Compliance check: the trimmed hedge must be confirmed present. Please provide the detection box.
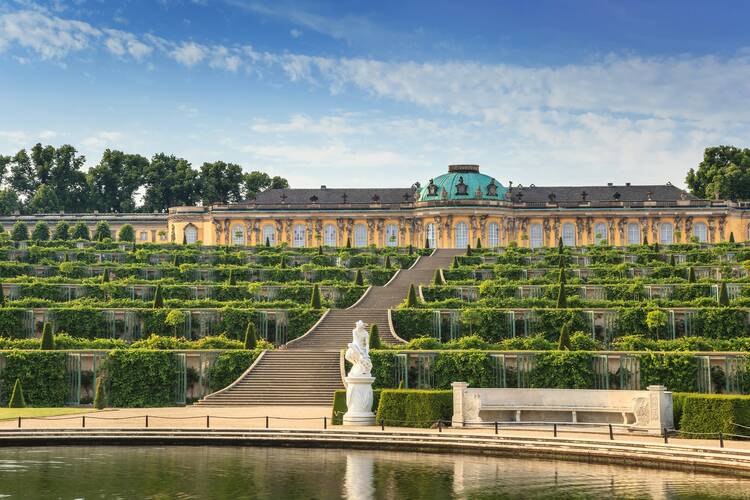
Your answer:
[375,389,452,428]
[331,389,382,425]
[0,351,67,406]
[102,350,179,407]
[207,350,261,392]
[678,393,750,436]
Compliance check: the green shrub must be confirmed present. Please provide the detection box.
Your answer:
[94,377,106,409]
[71,222,89,240]
[369,324,382,349]
[558,320,571,350]
[208,350,261,392]
[244,322,257,349]
[530,352,595,389]
[310,284,321,309]
[11,222,28,241]
[53,221,70,241]
[102,350,179,407]
[8,379,25,408]
[375,389,452,427]
[153,284,164,308]
[118,224,135,242]
[40,322,55,350]
[31,222,50,242]
[0,351,67,406]
[406,284,418,307]
[679,394,750,437]
[93,221,112,242]
[354,269,364,286]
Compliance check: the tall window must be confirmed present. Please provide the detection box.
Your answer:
[139,231,148,242]
[231,225,245,245]
[594,223,608,244]
[385,224,399,247]
[627,223,640,245]
[693,222,708,243]
[184,224,197,244]
[454,222,469,248]
[293,224,306,247]
[660,222,674,244]
[354,224,367,247]
[488,222,500,247]
[562,223,576,246]
[529,223,543,249]
[426,223,436,248]
[262,224,275,246]
[323,224,337,246]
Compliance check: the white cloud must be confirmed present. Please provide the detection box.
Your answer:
[0,9,100,59]
[82,131,123,151]
[290,29,302,38]
[170,41,206,66]
[103,29,152,60]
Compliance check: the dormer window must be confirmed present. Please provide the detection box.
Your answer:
[581,191,588,201]
[548,193,556,203]
[426,179,438,196]
[455,176,468,195]
[613,192,621,200]
[371,194,380,203]
[309,195,319,203]
[486,179,498,197]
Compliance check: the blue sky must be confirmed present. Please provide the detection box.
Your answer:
[0,0,749,189]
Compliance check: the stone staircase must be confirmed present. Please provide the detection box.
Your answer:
[198,249,463,406]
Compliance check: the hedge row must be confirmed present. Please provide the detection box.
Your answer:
[391,307,750,342]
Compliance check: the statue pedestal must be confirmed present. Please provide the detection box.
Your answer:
[343,376,376,426]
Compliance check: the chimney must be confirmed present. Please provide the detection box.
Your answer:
[607,182,613,187]
[320,185,327,190]
[625,182,631,186]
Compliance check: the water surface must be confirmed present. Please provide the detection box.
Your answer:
[0,445,747,499]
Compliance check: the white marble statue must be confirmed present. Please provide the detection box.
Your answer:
[345,320,373,377]
[343,320,376,426]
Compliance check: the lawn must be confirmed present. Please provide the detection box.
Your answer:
[0,408,95,420]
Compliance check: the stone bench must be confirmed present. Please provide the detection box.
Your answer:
[451,383,674,434]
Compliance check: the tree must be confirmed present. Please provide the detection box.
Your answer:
[0,189,20,216]
[269,176,289,190]
[643,234,648,245]
[556,266,567,308]
[369,324,382,349]
[31,221,50,241]
[354,269,364,286]
[688,267,696,283]
[165,309,185,337]
[558,321,572,350]
[466,243,472,256]
[228,269,237,286]
[11,221,28,241]
[93,221,111,241]
[0,288,5,307]
[408,244,414,255]
[345,236,351,249]
[199,161,243,205]
[406,283,418,307]
[48,144,89,212]
[425,237,430,249]
[719,282,730,306]
[244,322,257,349]
[669,254,676,266]
[102,268,110,283]
[646,310,668,339]
[142,153,199,212]
[433,269,444,285]
[117,224,135,242]
[310,284,321,308]
[686,145,750,200]
[384,255,392,269]
[265,237,271,247]
[730,232,736,243]
[40,322,55,350]
[242,171,272,199]
[452,256,460,269]
[558,236,564,254]
[71,222,90,240]
[8,379,25,408]
[476,238,482,249]
[153,284,164,308]
[87,149,147,212]
[27,184,60,213]
[53,221,70,241]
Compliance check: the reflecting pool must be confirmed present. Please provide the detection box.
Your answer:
[0,445,748,499]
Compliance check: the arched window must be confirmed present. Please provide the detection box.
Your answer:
[693,222,708,243]
[488,222,500,247]
[262,224,276,246]
[529,223,543,249]
[660,222,673,244]
[184,224,197,244]
[562,223,576,246]
[454,222,469,248]
[594,223,608,244]
[426,223,436,248]
[293,224,306,247]
[354,224,367,247]
[323,224,336,246]
[627,223,640,245]
[231,225,245,245]
[385,224,399,247]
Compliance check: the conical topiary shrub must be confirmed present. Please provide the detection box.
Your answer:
[40,322,54,350]
[384,255,392,269]
[408,244,414,255]
[719,282,730,306]
[729,232,736,243]
[406,284,418,307]
[102,268,110,283]
[354,269,364,286]
[265,236,271,247]
[9,379,25,408]
[244,322,257,350]
[279,255,287,269]
[0,288,5,308]
[476,238,482,249]
[153,284,164,308]
[466,244,472,256]
[310,284,321,309]
[556,267,567,309]
[424,237,430,249]
[643,235,648,246]
[654,242,660,252]
[558,236,564,254]
[228,269,237,286]
[182,232,187,245]
[318,245,323,255]
[345,236,351,249]
[688,267,696,283]
[558,321,572,350]
[452,256,460,269]
[669,254,676,266]
[433,269,444,285]
[369,324,382,349]
[94,377,106,409]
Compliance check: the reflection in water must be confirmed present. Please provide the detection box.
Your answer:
[0,446,747,499]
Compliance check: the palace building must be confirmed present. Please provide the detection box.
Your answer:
[4,164,750,248]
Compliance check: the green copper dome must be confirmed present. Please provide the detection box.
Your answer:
[418,165,506,202]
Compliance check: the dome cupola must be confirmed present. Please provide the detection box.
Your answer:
[418,165,506,202]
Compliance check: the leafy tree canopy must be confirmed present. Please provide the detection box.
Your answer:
[687,145,750,201]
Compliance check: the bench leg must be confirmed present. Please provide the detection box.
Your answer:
[515,410,521,423]
[572,410,577,423]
